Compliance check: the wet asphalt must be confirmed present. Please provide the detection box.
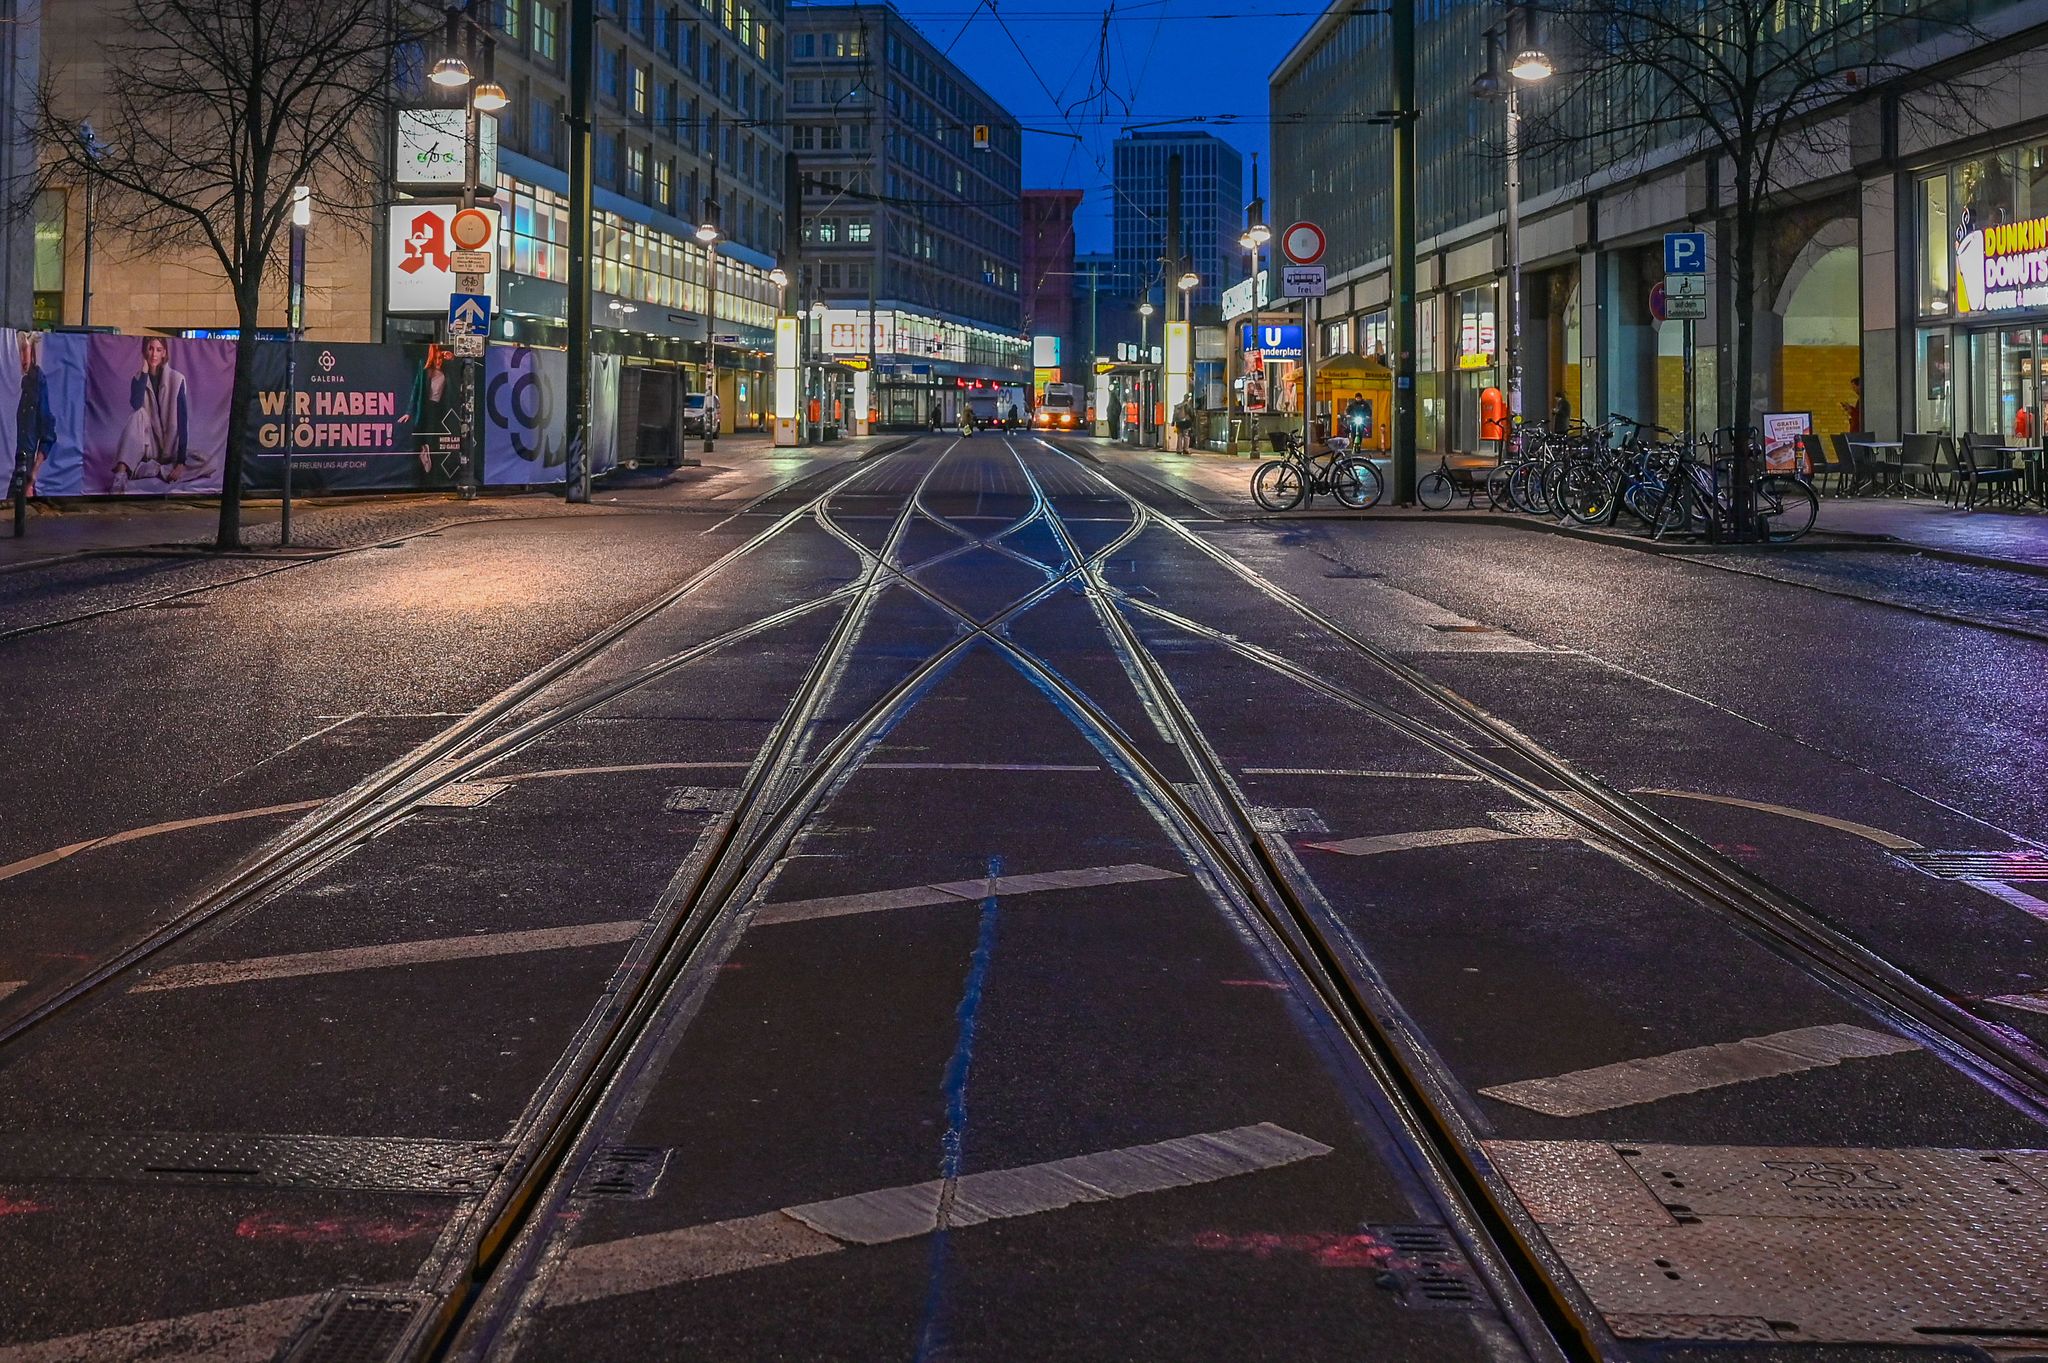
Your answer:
[0,437,2045,1362]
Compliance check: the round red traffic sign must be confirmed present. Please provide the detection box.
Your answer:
[449,207,494,252]
[1281,221,1325,266]
[1648,281,1669,323]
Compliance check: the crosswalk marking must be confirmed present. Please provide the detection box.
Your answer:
[752,862,1183,927]
[1479,1024,1920,1118]
[545,1122,1331,1308]
[133,921,644,993]
[0,982,21,1004]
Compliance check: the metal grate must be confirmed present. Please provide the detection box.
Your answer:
[1368,1224,1483,1310]
[1249,807,1330,835]
[663,786,739,814]
[0,1130,507,1194]
[279,1290,431,1363]
[414,781,508,809]
[573,1146,672,1201]
[1896,849,2048,882]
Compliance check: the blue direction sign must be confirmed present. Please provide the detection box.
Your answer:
[448,292,493,335]
[1664,232,1708,275]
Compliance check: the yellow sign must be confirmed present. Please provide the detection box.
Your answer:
[972,125,991,150]
[840,356,871,371]
[1094,359,1116,375]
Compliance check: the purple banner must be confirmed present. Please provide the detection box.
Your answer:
[81,335,235,494]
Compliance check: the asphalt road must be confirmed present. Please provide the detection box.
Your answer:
[1,437,2045,1363]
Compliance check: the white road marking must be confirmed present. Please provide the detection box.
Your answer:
[545,1122,1331,1308]
[1964,878,2048,924]
[0,981,21,1003]
[1242,767,1485,782]
[1305,826,1532,857]
[1631,788,1924,851]
[0,800,326,885]
[864,761,1101,772]
[1985,990,2048,1017]
[1479,1024,1920,1117]
[752,862,1184,927]
[133,921,643,993]
[0,1292,323,1363]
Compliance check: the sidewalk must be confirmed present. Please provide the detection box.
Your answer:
[0,432,881,570]
[1075,438,2048,575]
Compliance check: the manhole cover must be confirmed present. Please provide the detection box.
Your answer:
[280,1290,432,1363]
[573,1146,672,1200]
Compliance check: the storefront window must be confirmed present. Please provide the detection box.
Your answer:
[1916,329,1952,433]
[1956,151,2018,237]
[1359,310,1388,360]
[1919,174,1950,317]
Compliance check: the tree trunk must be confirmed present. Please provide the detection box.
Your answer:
[216,280,265,550]
[1729,169,1760,540]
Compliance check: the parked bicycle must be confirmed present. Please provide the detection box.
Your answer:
[1250,430,1385,511]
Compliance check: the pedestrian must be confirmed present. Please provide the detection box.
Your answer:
[930,402,943,431]
[1008,403,1021,430]
[1842,376,1862,432]
[1344,391,1370,445]
[1550,390,1571,432]
[1172,394,1194,452]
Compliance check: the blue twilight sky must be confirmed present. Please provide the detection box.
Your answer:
[876,2,1316,253]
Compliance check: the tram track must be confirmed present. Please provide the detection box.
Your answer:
[1034,437,2048,1118]
[260,440,1160,1362]
[0,443,925,1053]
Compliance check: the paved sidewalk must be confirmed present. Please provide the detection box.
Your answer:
[1075,438,2048,573]
[0,433,883,569]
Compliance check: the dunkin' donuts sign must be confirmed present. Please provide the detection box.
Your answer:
[1957,214,2048,315]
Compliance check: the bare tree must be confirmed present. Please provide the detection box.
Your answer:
[1524,0,1984,532]
[32,0,415,549]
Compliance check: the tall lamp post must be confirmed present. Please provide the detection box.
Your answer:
[1138,300,1155,446]
[1234,176,1270,458]
[282,185,310,547]
[77,121,108,328]
[697,174,722,455]
[1473,5,1552,447]
[428,13,506,501]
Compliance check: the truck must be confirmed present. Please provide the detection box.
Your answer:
[1034,382,1088,431]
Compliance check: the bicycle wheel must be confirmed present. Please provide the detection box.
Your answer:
[1332,457,1384,509]
[1559,463,1616,525]
[1507,462,1541,514]
[1251,458,1305,511]
[1416,470,1454,510]
[1486,462,1517,510]
[1756,476,1819,541]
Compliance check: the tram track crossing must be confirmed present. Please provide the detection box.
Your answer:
[3,435,2045,1361]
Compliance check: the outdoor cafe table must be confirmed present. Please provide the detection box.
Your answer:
[1847,439,1904,494]
[1987,446,2044,505]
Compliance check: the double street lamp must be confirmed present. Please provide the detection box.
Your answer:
[428,8,505,500]
[1138,300,1156,446]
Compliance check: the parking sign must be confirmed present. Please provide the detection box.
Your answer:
[1665,231,1708,275]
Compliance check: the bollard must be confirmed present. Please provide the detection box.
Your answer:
[9,463,25,538]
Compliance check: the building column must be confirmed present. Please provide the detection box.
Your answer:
[1862,174,1901,440]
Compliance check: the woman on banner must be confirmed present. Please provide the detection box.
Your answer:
[408,344,454,487]
[111,337,192,492]
[12,332,55,497]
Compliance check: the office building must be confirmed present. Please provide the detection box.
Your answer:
[1111,132,1243,314]
[788,0,1027,425]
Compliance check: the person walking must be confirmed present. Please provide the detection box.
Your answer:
[1172,395,1194,453]
[1550,390,1572,432]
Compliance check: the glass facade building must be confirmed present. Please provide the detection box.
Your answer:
[1112,133,1244,314]
[1269,0,2047,453]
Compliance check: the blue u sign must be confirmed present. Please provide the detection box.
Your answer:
[1665,232,1708,275]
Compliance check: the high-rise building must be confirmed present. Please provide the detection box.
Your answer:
[1022,189,1082,375]
[1111,132,1243,314]
[788,0,1027,424]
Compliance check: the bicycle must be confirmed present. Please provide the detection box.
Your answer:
[1416,452,1487,509]
[1251,431,1385,511]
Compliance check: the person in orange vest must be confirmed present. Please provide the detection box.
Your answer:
[1479,386,1509,448]
[2016,405,2037,442]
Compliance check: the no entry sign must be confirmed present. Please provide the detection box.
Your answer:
[1281,221,1326,266]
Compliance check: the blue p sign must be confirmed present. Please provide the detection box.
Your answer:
[1665,232,1708,275]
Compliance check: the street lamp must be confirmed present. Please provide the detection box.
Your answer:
[1138,301,1156,447]
[769,266,789,289]
[429,55,472,86]
[282,184,311,546]
[472,80,510,111]
[1178,270,1200,294]
[77,120,108,328]
[699,176,721,454]
[1474,4,1551,451]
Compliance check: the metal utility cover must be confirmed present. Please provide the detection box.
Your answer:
[1487,1139,2048,1346]
[0,1130,508,1193]
[415,780,509,808]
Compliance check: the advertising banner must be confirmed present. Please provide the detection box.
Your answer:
[483,345,566,485]
[245,342,463,492]
[1761,411,1813,475]
[1956,215,2048,315]
[80,334,236,494]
